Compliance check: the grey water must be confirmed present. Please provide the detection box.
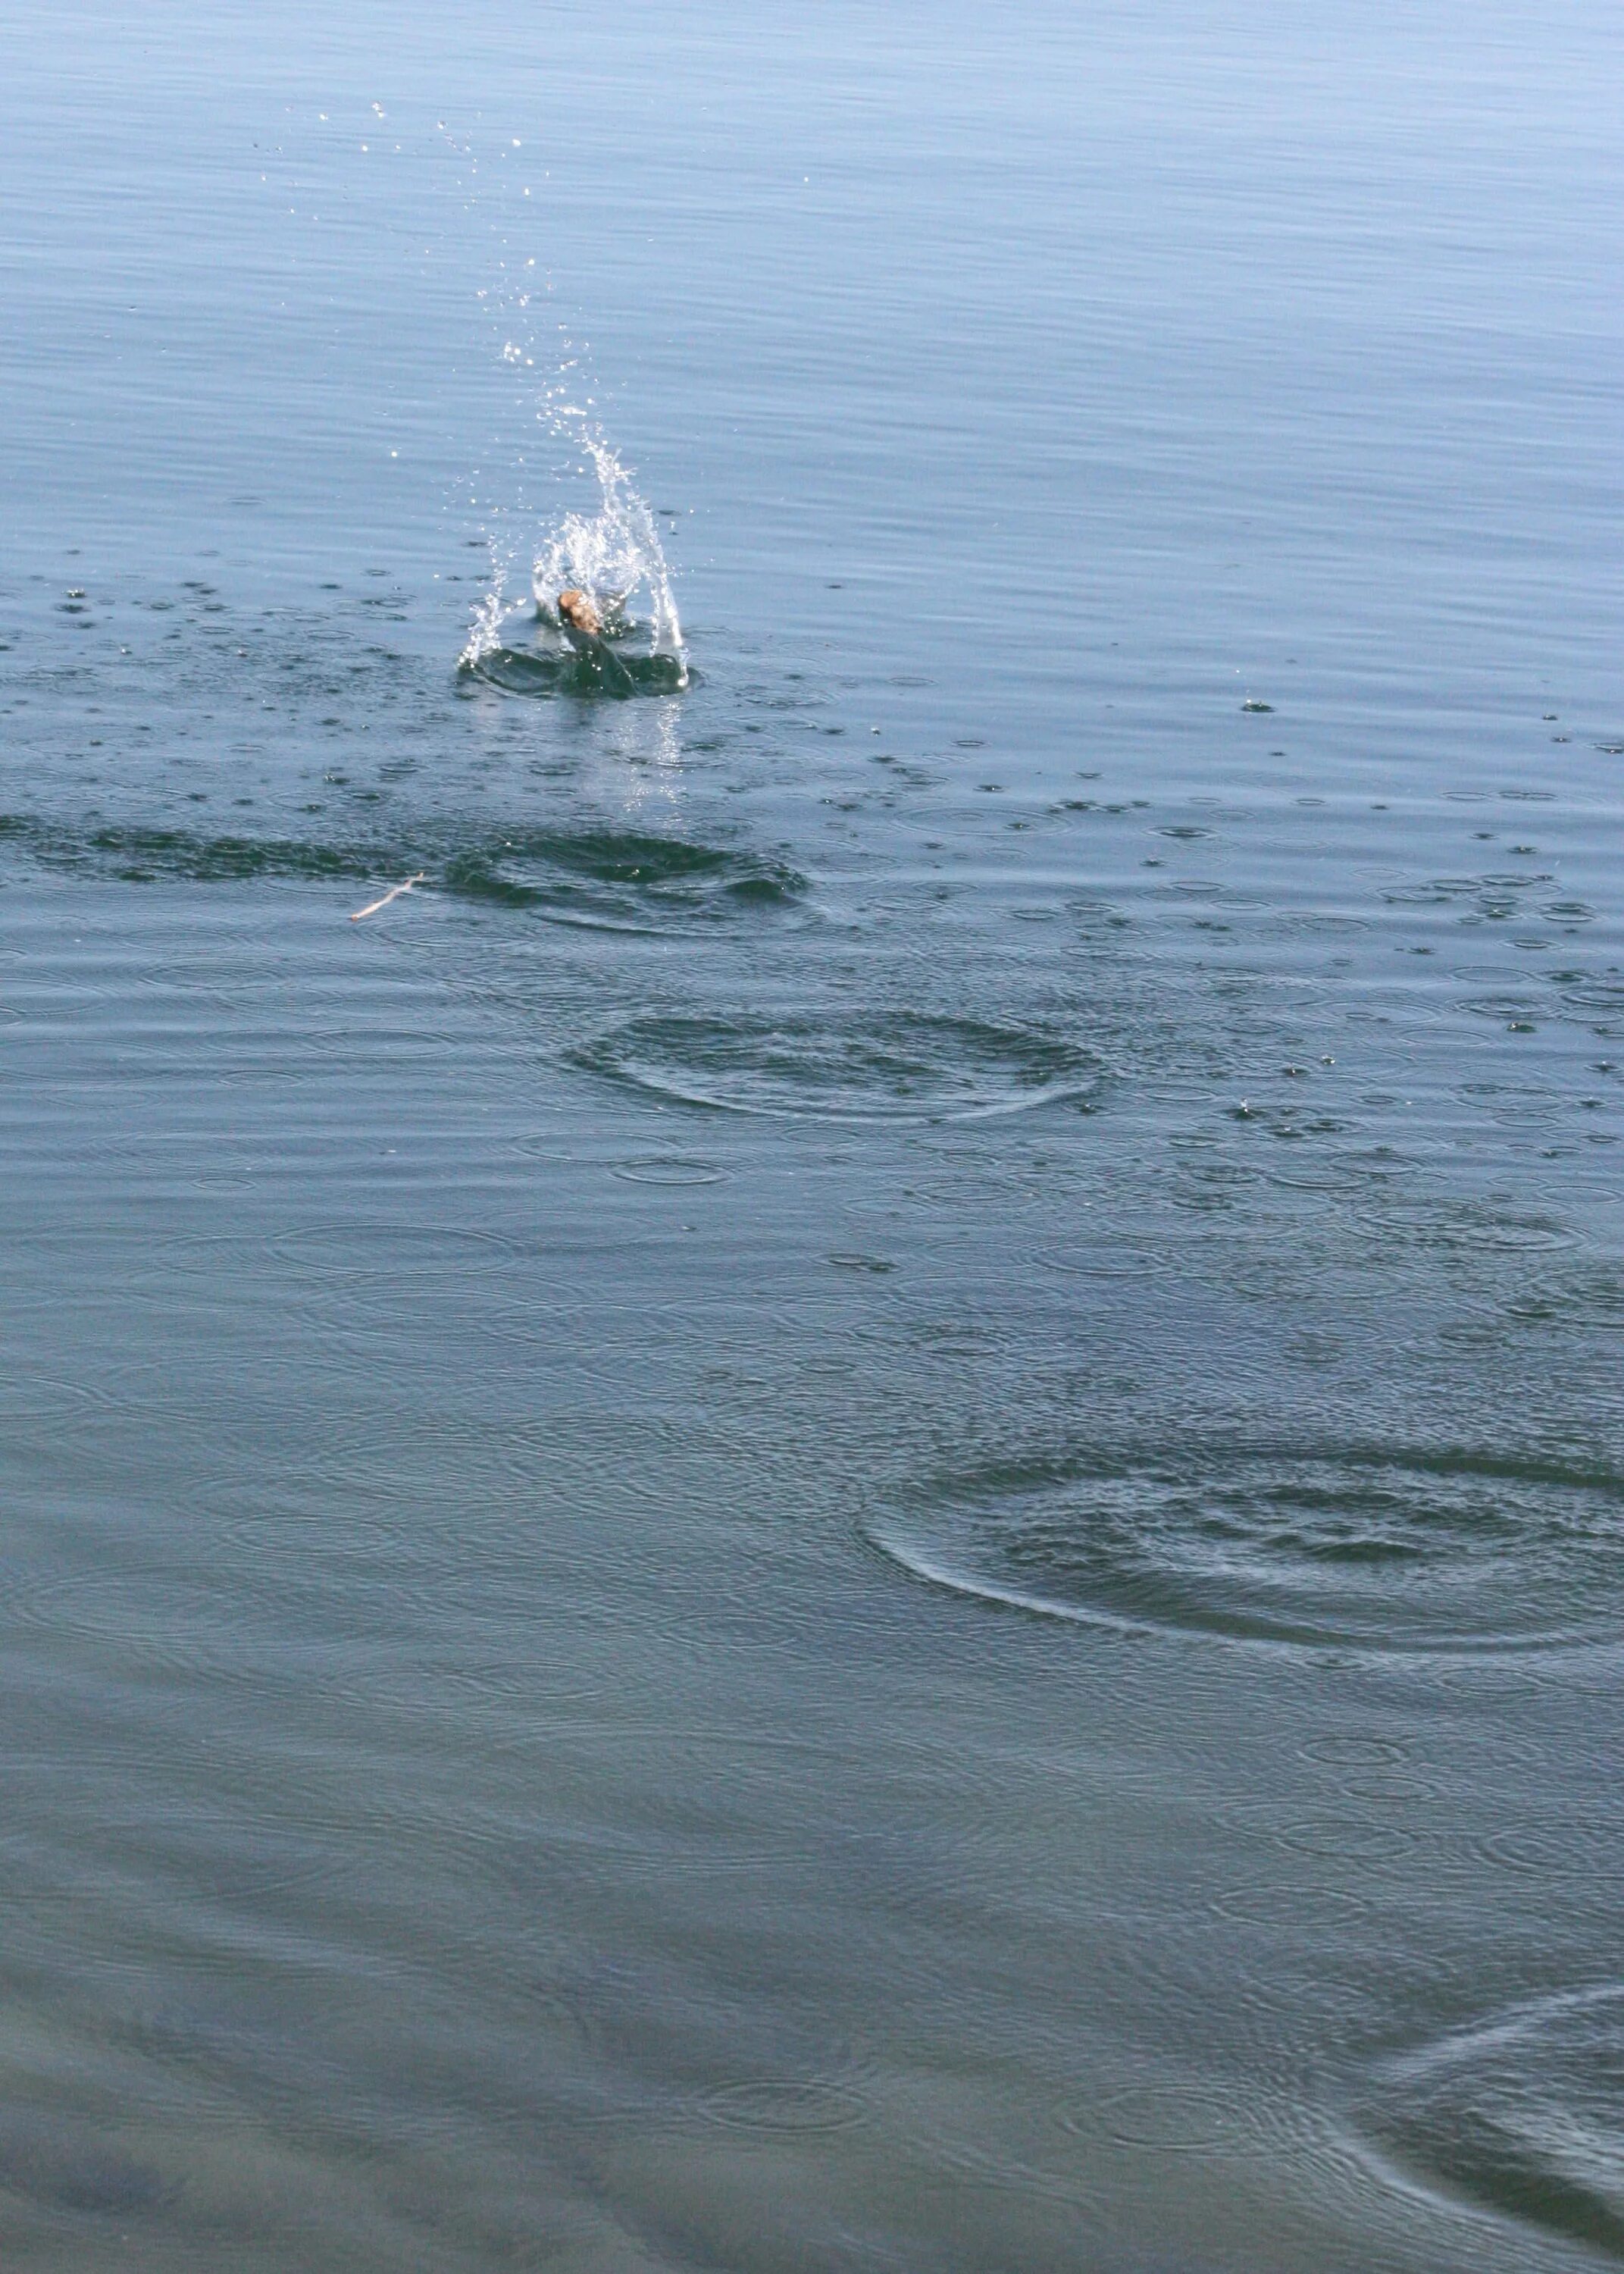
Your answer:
[2,2,1622,2266]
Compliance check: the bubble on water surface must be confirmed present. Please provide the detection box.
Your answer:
[576,1013,1107,1123]
[868,1446,1624,1655]
[1363,1986,1624,2254]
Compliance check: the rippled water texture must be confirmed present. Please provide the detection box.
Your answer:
[873,1446,1624,1653]
[1,0,1621,2269]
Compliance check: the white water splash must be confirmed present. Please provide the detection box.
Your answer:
[458,397,685,681]
[458,558,515,669]
[458,426,684,681]
[443,163,688,680]
[530,429,685,667]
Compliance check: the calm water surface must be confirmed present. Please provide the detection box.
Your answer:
[2,2,1622,2266]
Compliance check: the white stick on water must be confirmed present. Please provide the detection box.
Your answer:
[351,872,427,922]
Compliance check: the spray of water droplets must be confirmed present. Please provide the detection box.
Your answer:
[457,256,685,680]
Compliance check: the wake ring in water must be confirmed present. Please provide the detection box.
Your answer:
[1360,1986,1624,2254]
[442,831,804,932]
[868,1445,1624,1655]
[573,1012,1108,1123]
[459,644,689,700]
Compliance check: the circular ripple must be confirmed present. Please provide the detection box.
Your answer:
[696,2079,870,2135]
[1210,1884,1372,1928]
[609,1157,731,1186]
[1037,1242,1173,1279]
[1275,1816,1417,1864]
[269,1221,521,1276]
[1366,1987,1624,2254]
[1476,1819,1617,1879]
[1063,2084,1248,2152]
[868,1446,1624,1655]
[903,1170,1047,1211]
[1341,1773,1439,1804]
[1300,1735,1410,1768]
[575,1013,1106,1123]
[1361,1200,1575,1253]
[1507,1264,1624,1332]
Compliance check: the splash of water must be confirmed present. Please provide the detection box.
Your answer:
[459,560,515,669]
[532,433,684,661]
[439,132,684,683]
[460,423,685,686]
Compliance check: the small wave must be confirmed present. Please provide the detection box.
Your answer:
[1,816,383,883]
[0,815,798,931]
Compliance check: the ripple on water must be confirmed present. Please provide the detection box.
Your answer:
[1209,1884,1372,1928]
[868,1445,1624,1655]
[1299,1734,1411,1768]
[696,2079,871,2135]
[575,1013,1106,1123]
[9,1566,272,1683]
[1475,1818,1619,1881]
[266,1220,523,1280]
[1506,1263,1624,1332]
[1036,1239,1174,1279]
[1060,2083,1255,2153]
[462,644,689,700]
[0,1371,107,1421]
[1360,1198,1575,1254]
[1366,1987,1624,2254]
[442,829,802,933]
[609,1157,731,1186]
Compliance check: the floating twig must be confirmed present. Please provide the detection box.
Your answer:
[351,872,427,922]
